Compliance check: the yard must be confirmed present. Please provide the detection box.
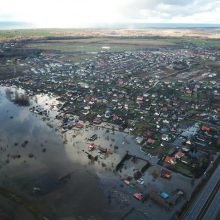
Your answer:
[172,161,194,177]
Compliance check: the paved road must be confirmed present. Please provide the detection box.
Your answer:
[203,187,220,220]
[183,165,220,220]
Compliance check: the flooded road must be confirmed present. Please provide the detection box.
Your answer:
[0,87,118,220]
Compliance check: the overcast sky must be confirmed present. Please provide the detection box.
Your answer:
[0,0,220,27]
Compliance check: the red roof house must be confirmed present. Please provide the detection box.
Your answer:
[164,156,176,165]
[175,151,185,159]
[161,168,172,179]
[201,125,210,132]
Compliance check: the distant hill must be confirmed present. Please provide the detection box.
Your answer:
[126,23,220,29]
[1,21,220,30]
[0,22,220,42]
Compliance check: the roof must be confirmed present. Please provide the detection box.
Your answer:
[137,96,144,101]
[164,156,176,165]
[175,151,185,159]
[75,122,84,128]
[134,193,143,200]
[160,192,169,199]
[112,114,120,121]
[147,138,155,145]
[201,125,210,132]
[161,168,171,178]
[93,117,101,124]
[136,137,144,144]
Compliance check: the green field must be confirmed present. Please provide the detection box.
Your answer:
[0,29,89,41]
[25,37,220,53]
[167,37,220,47]
[26,42,139,52]
[158,160,194,177]
[1,29,220,53]
[26,37,176,53]
[172,161,193,177]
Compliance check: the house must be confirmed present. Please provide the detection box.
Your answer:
[88,144,95,151]
[170,127,176,133]
[136,96,144,102]
[161,168,172,179]
[82,109,89,115]
[75,122,84,129]
[105,110,111,119]
[124,104,128,110]
[144,130,152,138]
[133,192,143,201]
[182,146,190,152]
[160,192,169,199]
[201,125,210,132]
[175,151,185,159]
[186,140,191,145]
[84,106,90,110]
[164,156,176,165]
[181,156,190,164]
[162,134,169,141]
[112,114,120,121]
[136,137,144,144]
[93,117,102,124]
[143,93,149,97]
[147,138,155,145]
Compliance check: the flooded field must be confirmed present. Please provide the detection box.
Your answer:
[0,87,118,220]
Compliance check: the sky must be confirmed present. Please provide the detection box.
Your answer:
[0,0,220,28]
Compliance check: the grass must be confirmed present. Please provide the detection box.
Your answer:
[27,42,141,52]
[0,29,59,41]
[1,28,220,48]
[25,37,177,53]
[1,28,220,52]
[141,146,157,154]
[142,145,172,157]
[173,162,193,177]
[180,94,198,102]
[158,160,194,177]
[170,38,220,47]
[0,28,91,41]
[188,38,220,47]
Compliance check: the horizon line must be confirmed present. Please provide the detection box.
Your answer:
[1,21,220,30]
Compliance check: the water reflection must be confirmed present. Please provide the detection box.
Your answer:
[5,87,30,106]
[0,87,116,220]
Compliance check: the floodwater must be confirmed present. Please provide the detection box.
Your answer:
[0,87,118,220]
[0,86,194,220]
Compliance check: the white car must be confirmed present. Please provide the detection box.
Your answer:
[137,178,144,185]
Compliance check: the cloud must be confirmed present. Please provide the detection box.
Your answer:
[0,0,220,27]
[119,0,220,23]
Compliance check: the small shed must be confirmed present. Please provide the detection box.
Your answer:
[160,192,169,199]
